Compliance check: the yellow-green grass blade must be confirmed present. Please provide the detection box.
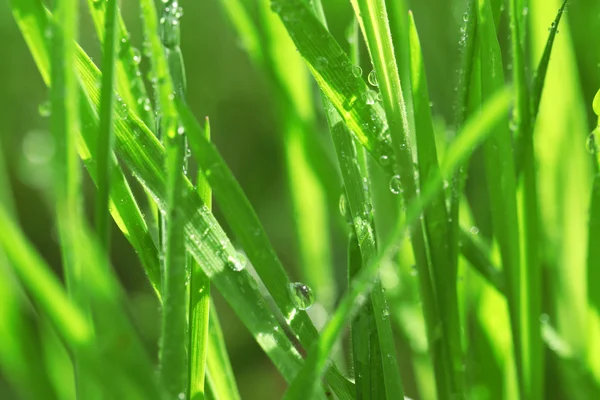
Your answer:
[587,93,600,384]
[283,88,512,400]
[189,117,212,400]
[10,0,161,296]
[94,0,119,250]
[139,0,188,396]
[530,0,592,391]
[206,302,242,400]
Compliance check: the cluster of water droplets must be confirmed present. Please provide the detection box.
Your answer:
[160,0,184,49]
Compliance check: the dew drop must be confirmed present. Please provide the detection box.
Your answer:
[132,47,142,65]
[290,282,314,310]
[539,314,550,324]
[368,70,378,86]
[469,226,480,235]
[379,154,389,166]
[316,56,329,70]
[389,175,402,195]
[462,13,469,22]
[38,100,51,117]
[586,133,597,154]
[227,252,247,272]
[351,65,362,78]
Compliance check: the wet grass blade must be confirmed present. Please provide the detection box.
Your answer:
[283,88,511,400]
[189,118,211,400]
[94,0,119,250]
[139,0,187,396]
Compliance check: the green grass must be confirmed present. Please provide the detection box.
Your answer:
[2,0,600,399]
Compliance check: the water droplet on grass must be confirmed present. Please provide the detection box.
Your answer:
[586,132,597,154]
[227,252,247,272]
[290,282,314,310]
[389,175,402,195]
[38,101,51,117]
[132,47,142,65]
[316,56,328,70]
[368,70,378,86]
[469,226,480,235]
[351,65,362,78]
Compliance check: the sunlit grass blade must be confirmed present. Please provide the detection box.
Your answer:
[477,0,524,396]
[459,229,505,295]
[283,88,511,400]
[94,0,119,250]
[205,302,241,400]
[139,0,187,396]
[189,117,211,400]
[408,11,465,397]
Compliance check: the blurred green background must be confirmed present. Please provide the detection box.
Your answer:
[1,0,599,398]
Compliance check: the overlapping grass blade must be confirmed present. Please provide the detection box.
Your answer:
[139,0,187,396]
[94,0,119,250]
[177,103,351,399]
[408,12,465,397]
[283,88,511,400]
[11,0,161,295]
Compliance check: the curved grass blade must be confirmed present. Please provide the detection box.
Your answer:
[95,0,119,250]
[408,12,464,396]
[283,88,512,400]
[459,229,506,295]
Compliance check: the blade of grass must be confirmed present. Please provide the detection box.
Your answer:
[139,0,187,396]
[95,0,119,250]
[587,93,600,383]
[205,302,241,400]
[189,117,212,400]
[283,88,512,400]
[408,11,465,397]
